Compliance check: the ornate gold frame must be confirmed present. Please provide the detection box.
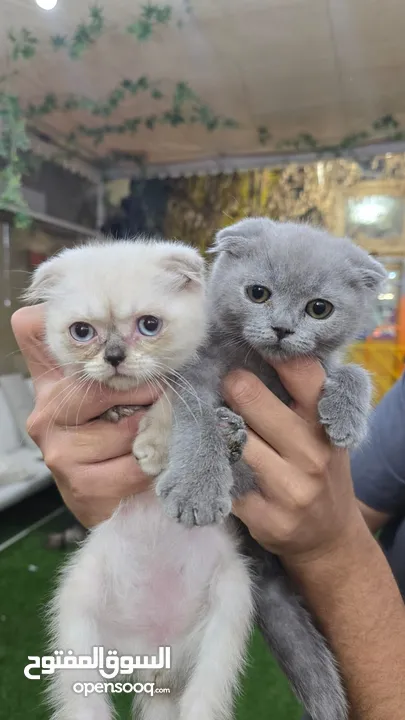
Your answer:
[334,179,405,255]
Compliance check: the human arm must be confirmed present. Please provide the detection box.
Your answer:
[357,500,390,534]
[11,305,158,527]
[352,373,405,534]
[224,361,405,720]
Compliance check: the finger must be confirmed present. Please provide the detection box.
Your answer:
[63,413,145,464]
[75,455,151,499]
[99,456,151,496]
[31,373,160,427]
[11,306,62,389]
[223,370,319,461]
[270,357,326,423]
[232,491,272,538]
[56,455,151,527]
[241,430,303,504]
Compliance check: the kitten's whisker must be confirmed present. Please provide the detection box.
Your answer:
[152,371,205,454]
[243,344,254,366]
[1,342,71,365]
[158,375,201,433]
[74,376,96,430]
[27,363,86,386]
[42,379,86,445]
[58,375,93,430]
[42,373,91,441]
[25,370,86,436]
[152,362,204,411]
[148,375,175,428]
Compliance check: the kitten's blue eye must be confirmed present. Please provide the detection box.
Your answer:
[246,285,271,303]
[69,322,96,342]
[305,299,334,319]
[137,315,162,336]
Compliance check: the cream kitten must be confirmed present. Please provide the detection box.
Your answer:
[25,239,253,720]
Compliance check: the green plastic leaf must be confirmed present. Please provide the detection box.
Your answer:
[151,88,163,100]
[145,115,157,129]
[8,28,38,61]
[372,114,400,132]
[127,19,153,41]
[258,126,271,145]
[51,34,67,50]
[223,118,239,129]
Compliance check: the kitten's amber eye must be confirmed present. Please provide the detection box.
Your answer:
[69,322,96,342]
[246,285,271,304]
[305,299,334,319]
[137,315,162,336]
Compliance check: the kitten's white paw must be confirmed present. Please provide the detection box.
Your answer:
[132,420,168,477]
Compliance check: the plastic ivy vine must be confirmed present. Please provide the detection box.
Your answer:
[257,115,405,152]
[2,2,405,228]
[0,90,31,227]
[0,3,239,223]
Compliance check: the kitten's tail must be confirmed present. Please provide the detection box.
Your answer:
[241,531,348,720]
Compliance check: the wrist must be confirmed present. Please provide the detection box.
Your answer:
[282,507,370,580]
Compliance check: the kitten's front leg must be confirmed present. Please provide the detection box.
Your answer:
[132,397,172,477]
[155,360,235,527]
[318,363,372,449]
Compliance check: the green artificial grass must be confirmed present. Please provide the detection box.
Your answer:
[0,506,300,720]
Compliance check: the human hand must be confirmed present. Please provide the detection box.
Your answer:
[223,359,361,565]
[11,305,159,527]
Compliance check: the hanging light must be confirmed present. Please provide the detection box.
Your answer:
[36,0,58,10]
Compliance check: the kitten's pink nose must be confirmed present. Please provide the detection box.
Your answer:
[272,326,294,341]
[104,346,126,367]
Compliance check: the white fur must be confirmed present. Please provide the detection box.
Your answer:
[49,495,253,720]
[27,239,254,720]
[25,239,208,390]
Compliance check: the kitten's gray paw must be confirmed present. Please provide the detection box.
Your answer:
[102,405,141,423]
[156,466,233,527]
[318,364,372,449]
[216,407,247,464]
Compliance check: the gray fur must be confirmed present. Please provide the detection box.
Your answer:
[216,407,248,464]
[156,218,387,720]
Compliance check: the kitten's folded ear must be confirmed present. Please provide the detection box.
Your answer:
[161,244,205,290]
[348,248,388,292]
[208,217,274,257]
[22,255,63,304]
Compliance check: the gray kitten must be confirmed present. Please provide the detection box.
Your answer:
[147,218,387,720]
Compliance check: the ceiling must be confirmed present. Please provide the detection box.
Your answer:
[1,0,405,177]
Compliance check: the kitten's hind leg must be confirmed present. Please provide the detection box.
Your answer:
[47,556,114,720]
[178,553,253,720]
[47,612,114,720]
[134,693,178,720]
[253,554,348,720]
